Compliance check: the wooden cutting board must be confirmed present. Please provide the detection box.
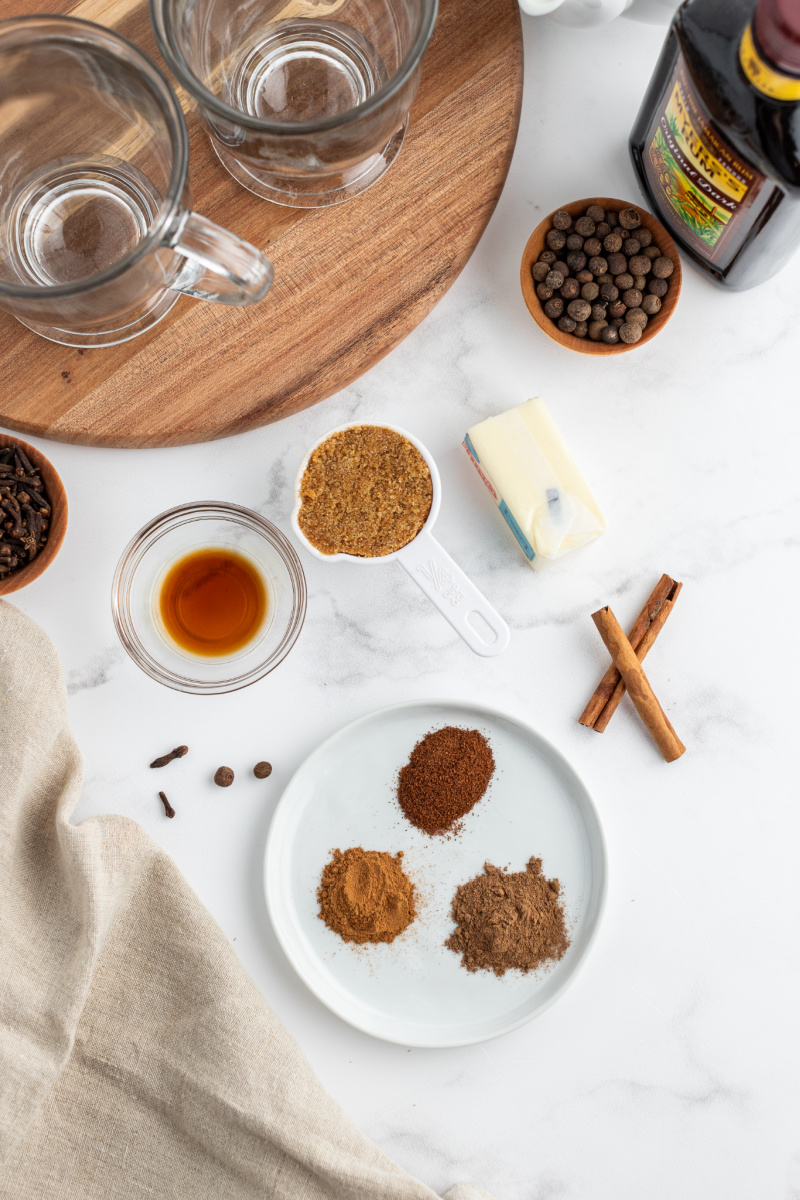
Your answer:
[0,0,522,447]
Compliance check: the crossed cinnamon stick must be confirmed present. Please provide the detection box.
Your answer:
[580,574,685,762]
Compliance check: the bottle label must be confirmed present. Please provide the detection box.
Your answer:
[740,23,800,102]
[643,54,768,265]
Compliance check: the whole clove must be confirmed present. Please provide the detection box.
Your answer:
[150,744,189,768]
[0,445,51,575]
[158,791,175,818]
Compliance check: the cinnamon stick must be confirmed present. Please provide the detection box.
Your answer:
[580,574,681,730]
[591,606,685,763]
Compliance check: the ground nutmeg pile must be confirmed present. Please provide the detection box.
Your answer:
[298,425,433,557]
[397,726,494,835]
[445,857,569,976]
[317,847,416,945]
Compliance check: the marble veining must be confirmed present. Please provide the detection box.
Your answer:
[6,12,800,1200]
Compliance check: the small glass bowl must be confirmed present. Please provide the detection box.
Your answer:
[112,502,307,694]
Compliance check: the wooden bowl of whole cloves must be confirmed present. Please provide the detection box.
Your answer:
[0,434,67,596]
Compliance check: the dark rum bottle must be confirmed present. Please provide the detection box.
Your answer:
[630,0,800,289]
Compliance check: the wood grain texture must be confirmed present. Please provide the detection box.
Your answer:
[520,197,682,356]
[0,0,522,448]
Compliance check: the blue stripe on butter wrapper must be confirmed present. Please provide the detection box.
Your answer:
[498,500,536,561]
[464,433,479,462]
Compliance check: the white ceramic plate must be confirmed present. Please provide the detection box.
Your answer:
[264,700,607,1047]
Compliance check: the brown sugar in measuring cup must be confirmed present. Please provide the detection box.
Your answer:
[291,423,510,658]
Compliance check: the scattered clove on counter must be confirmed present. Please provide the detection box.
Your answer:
[158,791,175,818]
[150,745,189,768]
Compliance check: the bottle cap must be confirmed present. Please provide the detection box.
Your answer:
[755,0,800,77]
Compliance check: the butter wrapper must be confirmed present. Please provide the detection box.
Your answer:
[463,398,607,568]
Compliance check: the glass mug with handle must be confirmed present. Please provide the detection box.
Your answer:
[0,17,273,348]
[151,0,438,208]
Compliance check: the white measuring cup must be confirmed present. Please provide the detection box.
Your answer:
[291,423,510,657]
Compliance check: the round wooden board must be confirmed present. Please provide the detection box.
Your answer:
[0,0,522,448]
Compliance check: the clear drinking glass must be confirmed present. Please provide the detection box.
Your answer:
[0,17,273,347]
[151,0,438,208]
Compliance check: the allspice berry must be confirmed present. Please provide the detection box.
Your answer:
[616,272,634,291]
[575,268,594,284]
[545,229,566,251]
[621,288,643,308]
[566,250,586,272]
[581,281,600,301]
[254,761,272,779]
[573,320,588,338]
[588,255,608,277]
[623,238,641,256]
[588,319,608,341]
[652,256,675,278]
[619,321,642,343]
[539,250,557,265]
[599,282,619,302]
[567,298,592,322]
[565,233,584,251]
[648,277,668,297]
[637,228,653,247]
[601,324,620,344]
[536,282,553,302]
[626,307,648,327]
[586,204,605,223]
[603,232,623,253]
[544,297,564,319]
[642,294,662,315]
[531,261,550,282]
[608,300,627,320]
[545,270,564,289]
[583,237,602,257]
[560,277,580,300]
[552,209,572,230]
[628,254,651,276]
[557,314,576,333]
[214,766,234,787]
[606,253,627,275]
[618,207,641,230]
[574,216,596,237]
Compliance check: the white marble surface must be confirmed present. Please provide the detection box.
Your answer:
[7,12,800,1200]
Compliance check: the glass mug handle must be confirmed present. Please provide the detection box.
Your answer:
[169,211,273,305]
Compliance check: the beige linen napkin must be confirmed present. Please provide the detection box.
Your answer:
[0,601,495,1200]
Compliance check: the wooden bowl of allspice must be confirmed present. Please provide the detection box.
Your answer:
[0,433,68,597]
[521,197,682,355]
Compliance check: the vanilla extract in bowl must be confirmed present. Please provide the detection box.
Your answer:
[158,547,268,658]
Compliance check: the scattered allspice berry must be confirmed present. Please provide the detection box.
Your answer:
[214,766,234,787]
[253,761,272,779]
[531,202,675,348]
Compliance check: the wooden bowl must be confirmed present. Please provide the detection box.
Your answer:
[520,197,682,355]
[0,434,68,596]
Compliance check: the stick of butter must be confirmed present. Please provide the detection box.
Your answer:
[463,398,607,567]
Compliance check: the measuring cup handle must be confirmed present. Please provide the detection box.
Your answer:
[397,529,510,657]
[170,212,273,306]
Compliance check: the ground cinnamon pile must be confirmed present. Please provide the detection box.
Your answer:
[298,425,433,557]
[445,857,569,976]
[317,847,416,945]
[397,726,494,835]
